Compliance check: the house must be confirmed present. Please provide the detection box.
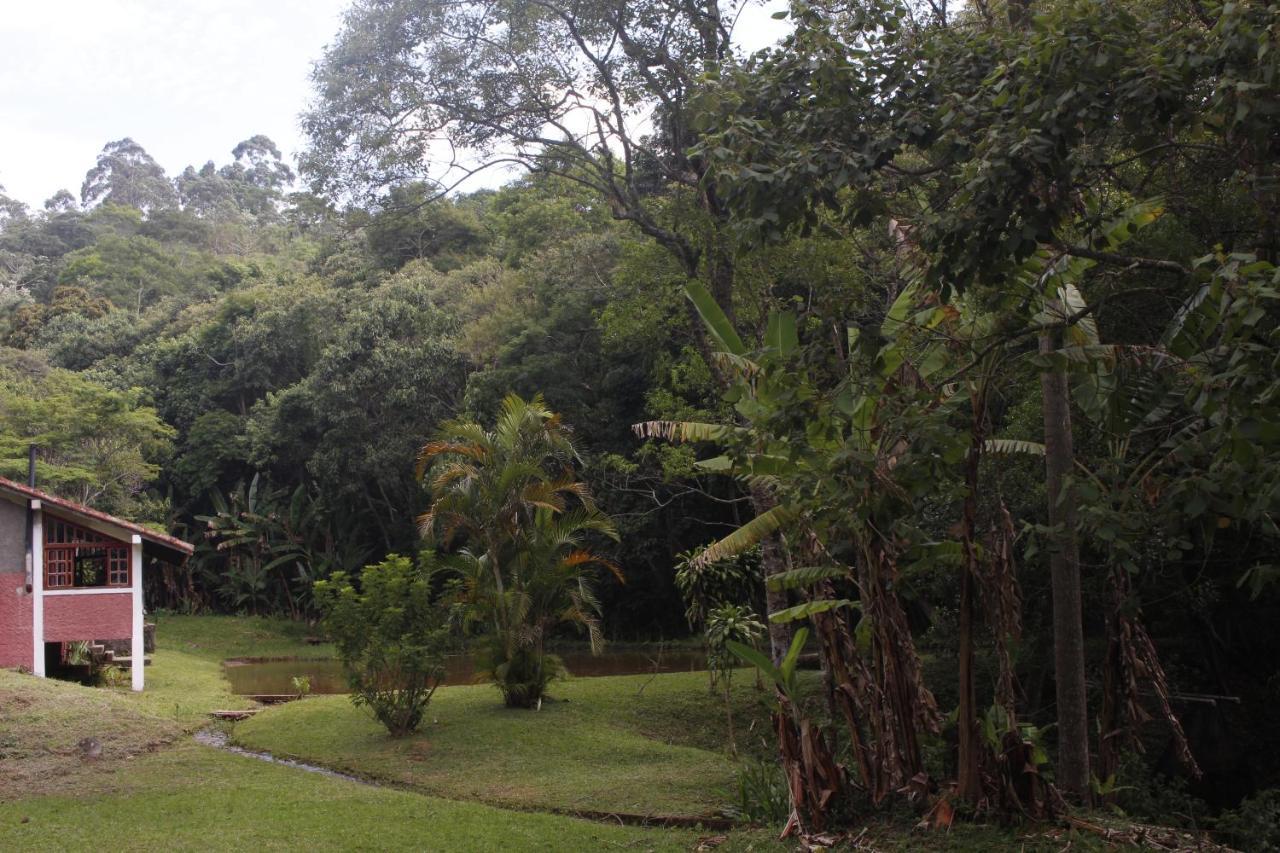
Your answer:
[0,476,192,691]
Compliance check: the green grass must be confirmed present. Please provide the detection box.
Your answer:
[234,671,772,819]
[0,668,183,800]
[149,612,334,662]
[0,742,713,852]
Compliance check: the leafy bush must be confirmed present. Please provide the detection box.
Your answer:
[314,554,452,736]
[1217,789,1280,852]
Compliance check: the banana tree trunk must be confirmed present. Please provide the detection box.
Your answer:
[1039,321,1091,802]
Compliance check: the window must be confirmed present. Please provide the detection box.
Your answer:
[44,516,129,589]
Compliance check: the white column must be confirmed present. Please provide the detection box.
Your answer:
[130,535,144,692]
[31,501,43,677]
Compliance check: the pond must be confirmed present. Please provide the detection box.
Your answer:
[223,648,711,696]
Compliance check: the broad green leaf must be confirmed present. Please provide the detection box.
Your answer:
[685,281,746,356]
[698,504,795,565]
[765,311,798,355]
[769,598,856,624]
[726,639,782,687]
[695,455,733,472]
[779,627,810,682]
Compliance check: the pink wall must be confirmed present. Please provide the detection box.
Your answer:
[43,593,132,643]
[0,571,32,667]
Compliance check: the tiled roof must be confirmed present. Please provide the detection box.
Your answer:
[0,477,193,561]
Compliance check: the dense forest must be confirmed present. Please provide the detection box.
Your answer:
[3,0,1280,837]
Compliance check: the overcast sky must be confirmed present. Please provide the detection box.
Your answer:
[0,1,786,209]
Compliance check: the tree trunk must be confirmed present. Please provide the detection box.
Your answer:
[957,569,981,800]
[751,484,793,663]
[958,390,987,804]
[1039,322,1091,802]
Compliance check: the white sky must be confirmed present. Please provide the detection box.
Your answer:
[0,1,787,209]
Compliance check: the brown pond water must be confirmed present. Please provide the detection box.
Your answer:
[223,649,711,695]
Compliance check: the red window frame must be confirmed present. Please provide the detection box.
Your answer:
[44,515,130,589]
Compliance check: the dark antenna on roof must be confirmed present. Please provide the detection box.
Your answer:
[27,444,37,488]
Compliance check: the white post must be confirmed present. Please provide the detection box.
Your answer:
[130,535,144,692]
[31,501,43,677]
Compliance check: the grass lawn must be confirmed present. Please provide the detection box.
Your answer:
[149,612,334,662]
[234,671,772,819]
[0,740,712,852]
[0,615,775,851]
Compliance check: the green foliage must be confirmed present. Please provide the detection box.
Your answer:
[1217,788,1280,852]
[364,184,488,272]
[313,554,452,737]
[727,627,809,707]
[673,545,761,630]
[732,758,791,825]
[0,349,173,518]
[705,603,764,689]
[197,475,355,617]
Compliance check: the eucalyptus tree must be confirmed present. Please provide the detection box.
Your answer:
[81,138,177,211]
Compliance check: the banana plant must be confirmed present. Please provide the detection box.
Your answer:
[726,627,809,707]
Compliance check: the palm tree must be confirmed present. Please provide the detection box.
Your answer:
[417,393,620,707]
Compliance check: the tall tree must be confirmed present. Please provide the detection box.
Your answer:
[81,138,177,211]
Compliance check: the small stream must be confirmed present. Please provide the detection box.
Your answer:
[193,728,367,784]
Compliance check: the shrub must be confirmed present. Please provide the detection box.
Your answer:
[314,554,451,736]
[1217,789,1280,852]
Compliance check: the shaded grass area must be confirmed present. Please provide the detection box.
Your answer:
[0,742,710,852]
[234,671,773,819]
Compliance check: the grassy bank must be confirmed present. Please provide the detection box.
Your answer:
[1,615,328,798]
[0,616,770,851]
[235,671,771,819]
